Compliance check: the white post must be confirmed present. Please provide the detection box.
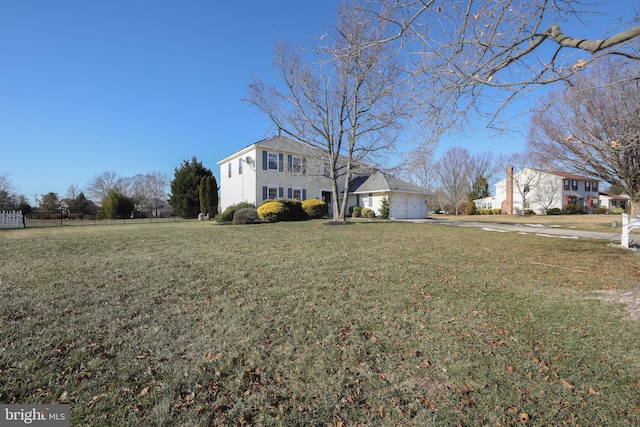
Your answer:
[621,213,630,248]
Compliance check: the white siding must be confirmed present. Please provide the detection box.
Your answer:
[219,148,259,210]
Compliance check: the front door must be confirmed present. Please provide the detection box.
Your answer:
[322,191,332,215]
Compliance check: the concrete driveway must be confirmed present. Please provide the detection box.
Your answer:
[410,217,624,243]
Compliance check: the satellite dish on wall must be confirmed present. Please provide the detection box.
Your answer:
[245,156,254,165]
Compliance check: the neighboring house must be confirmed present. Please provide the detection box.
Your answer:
[599,192,630,213]
[475,167,601,214]
[217,135,431,219]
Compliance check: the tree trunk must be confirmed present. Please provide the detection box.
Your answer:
[630,195,640,217]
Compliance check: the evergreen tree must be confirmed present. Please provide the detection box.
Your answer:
[40,192,60,212]
[378,196,389,219]
[205,175,218,216]
[101,191,135,219]
[199,176,207,215]
[468,175,490,201]
[168,157,212,219]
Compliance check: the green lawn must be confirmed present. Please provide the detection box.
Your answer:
[1,221,639,426]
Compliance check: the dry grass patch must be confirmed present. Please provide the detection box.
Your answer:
[1,221,639,425]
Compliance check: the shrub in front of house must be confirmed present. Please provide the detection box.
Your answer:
[257,201,288,222]
[464,203,476,215]
[366,209,376,218]
[232,208,260,225]
[302,199,328,219]
[215,202,255,223]
[595,206,609,214]
[546,208,562,215]
[563,204,584,215]
[611,207,625,214]
[524,209,536,215]
[351,206,362,218]
[270,198,307,221]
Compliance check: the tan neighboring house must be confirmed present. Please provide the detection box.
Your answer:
[598,192,630,213]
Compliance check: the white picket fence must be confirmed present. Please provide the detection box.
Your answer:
[621,213,640,248]
[0,210,24,229]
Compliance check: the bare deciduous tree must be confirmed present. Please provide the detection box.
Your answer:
[407,144,437,189]
[128,172,169,216]
[501,152,547,214]
[247,3,415,221]
[530,176,562,213]
[87,171,129,203]
[362,0,639,132]
[527,59,640,216]
[432,147,472,215]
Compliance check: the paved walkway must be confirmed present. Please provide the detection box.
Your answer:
[410,218,624,243]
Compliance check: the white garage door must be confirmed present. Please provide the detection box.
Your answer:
[408,196,425,218]
[391,195,408,219]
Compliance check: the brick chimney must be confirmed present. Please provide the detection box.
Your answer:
[501,166,514,215]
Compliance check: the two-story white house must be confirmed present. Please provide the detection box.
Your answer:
[475,167,601,214]
[217,135,431,219]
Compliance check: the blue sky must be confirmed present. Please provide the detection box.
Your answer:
[0,1,634,204]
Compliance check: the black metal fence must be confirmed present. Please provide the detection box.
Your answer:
[22,207,182,228]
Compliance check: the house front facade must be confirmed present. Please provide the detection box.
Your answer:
[475,167,601,214]
[217,136,431,219]
[217,136,338,213]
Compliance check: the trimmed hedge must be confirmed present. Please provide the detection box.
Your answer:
[272,198,307,221]
[474,208,502,215]
[301,199,328,219]
[563,204,584,215]
[215,202,255,223]
[546,208,562,215]
[257,201,288,222]
[232,208,260,225]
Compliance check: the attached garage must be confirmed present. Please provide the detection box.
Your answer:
[391,195,409,219]
[408,196,425,218]
[348,172,432,220]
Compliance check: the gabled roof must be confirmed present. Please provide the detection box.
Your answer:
[217,135,323,164]
[349,172,431,195]
[546,170,597,181]
[599,192,630,200]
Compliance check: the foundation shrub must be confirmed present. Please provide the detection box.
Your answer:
[257,201,288,222]
[563,204,584,215]
[215,202,255,223]
[232,208,260,225]
[464,203,476,215]
[301,199,328,219]
[546,208,562,215]
[270,198,307,221]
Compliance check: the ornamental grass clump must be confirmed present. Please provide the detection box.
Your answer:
[257,201,288,222]
[301,199,328,219]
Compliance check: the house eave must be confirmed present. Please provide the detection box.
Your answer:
[217,145,256,165]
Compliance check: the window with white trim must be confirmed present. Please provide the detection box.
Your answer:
[292,188,302,201]
[291,156,302,173]
[238,157,243,175]
[267,186,278,200]
[228,163,232,178]
[268,153,279,170]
